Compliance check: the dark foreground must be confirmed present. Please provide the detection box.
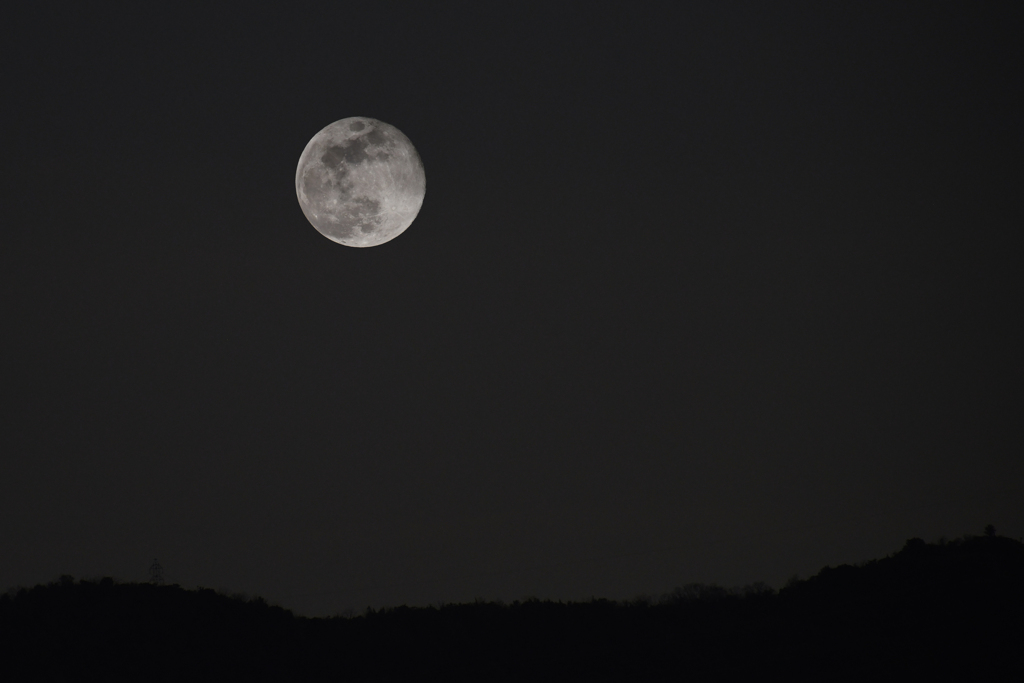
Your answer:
[2,534,1022,681]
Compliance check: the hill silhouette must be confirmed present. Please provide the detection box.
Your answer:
[2,532,1021,681]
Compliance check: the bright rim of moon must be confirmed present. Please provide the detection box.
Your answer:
[295,117,425,247]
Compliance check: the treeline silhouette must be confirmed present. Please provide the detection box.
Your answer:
[2,531,1021,681]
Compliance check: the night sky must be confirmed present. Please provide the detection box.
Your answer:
[4,3,1021,616]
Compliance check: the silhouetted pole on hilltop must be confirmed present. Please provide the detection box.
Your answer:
[149,559,164,584]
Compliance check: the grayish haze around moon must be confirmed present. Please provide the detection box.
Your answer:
[295,118,425,247]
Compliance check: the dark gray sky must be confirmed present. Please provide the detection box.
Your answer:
[3,2,1021,616]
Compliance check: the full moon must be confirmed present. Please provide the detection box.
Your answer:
[295,117,425,247]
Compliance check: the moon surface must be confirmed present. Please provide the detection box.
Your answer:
[295,117,425,247]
